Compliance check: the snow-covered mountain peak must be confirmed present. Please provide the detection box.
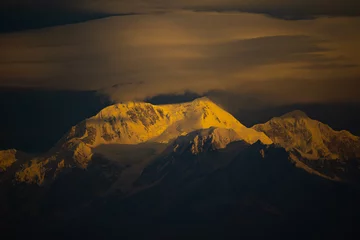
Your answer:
[280,110,308,119]
[65,97,271,147]
[56,97,272,167]
[190,96,211,102]
[253,111,360,160]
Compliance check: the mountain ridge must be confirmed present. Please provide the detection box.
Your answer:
[59,97,272,167]
[0,97,271,185]
[253,110,360,161]
[1,100,360,187]
[1,99,360,239]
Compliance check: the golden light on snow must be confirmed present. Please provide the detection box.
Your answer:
[80,97,272,149]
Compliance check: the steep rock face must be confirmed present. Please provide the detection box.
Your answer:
[136,127,249,186]
[61,139,93,168]
[172,127,241,155]
[252,110,360,161]
[15,157,50,185]
[0,149,17,172]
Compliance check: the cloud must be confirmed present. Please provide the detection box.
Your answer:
[1,0,360,33]
[0,0,143,33]
[0,10,359,105]
[0,10,137,33]
[72,0,360,19]
[179,0,360,20]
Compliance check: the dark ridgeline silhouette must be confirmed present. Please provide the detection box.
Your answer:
[1,140,360,239]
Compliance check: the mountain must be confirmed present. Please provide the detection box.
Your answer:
[170,127,242,155]
[253,110,360,182]
[2,99,360,239]
[56,97,271,168]
[253,110,360,161]
[54,141,360,239]
[0,97,271,185]
[136,127,249,187]
[63,96,271,146]
[2,101,359,187]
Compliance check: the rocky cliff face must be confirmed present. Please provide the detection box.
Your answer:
[171,127,241,155]
[0,149,17,172]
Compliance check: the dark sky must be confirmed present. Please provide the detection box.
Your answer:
[1,0,360,105]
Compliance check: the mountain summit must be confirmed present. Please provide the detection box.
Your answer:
[65,97,271,146]
[253,110,360,161]
[60,97,271,166]
[280,110,308,119]
[0,97,272,184]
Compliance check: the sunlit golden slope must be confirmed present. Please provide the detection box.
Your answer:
[65,97,272,147]
[253,110,360,161]
[0,149,17,172]
[59,97,271,167]
[0,97,272,185]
